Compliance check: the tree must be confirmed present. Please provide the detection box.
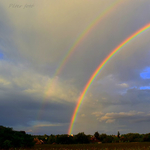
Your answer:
[103,135,113,143]
[74,132,90,144]
[112,136,119,143]
[143,133,150,142]
[94,131,100,140]
[117,131,120,138]
[47,134,56,144]
[0,125,34,148]
[99,133,107,142]
[3,140,12,149]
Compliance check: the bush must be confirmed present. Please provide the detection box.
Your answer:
[3,140,12,149]
[0,125,35,148]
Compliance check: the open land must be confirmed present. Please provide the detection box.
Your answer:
[9,143,150,150]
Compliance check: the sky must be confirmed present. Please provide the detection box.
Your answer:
[1,0,150,135]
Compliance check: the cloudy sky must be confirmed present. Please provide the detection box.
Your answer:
[1,0,150,135]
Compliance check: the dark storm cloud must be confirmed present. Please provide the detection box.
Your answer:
[93,87,150,107]
[0,91,74,127]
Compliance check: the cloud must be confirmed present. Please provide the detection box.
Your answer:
[92,111,147,124]
[81,114,85,117]
[0,94,74,134]
[0,59,80,104]
[0,0,115,67]
[117,83,129,88]
[92,112,104,117]
[0,77,10,86]
[33,123,63,128]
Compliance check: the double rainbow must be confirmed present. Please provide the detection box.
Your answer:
[38,0,121,121]
[44,0,121,97]
[68,23,150,135]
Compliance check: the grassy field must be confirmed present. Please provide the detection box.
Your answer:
[9,142,150,150]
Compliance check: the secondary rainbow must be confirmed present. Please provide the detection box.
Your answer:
[68,23,150,135]
[53,0,120,76]
[45,0,120,97]
[36,1,121,124]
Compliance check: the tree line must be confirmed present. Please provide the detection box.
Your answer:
[34,131,150,144]
[93,131,150,143]
[0,125,34,149]
[1,125,150,148]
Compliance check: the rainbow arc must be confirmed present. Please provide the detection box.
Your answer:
[37,0,121,123]
[68,23,150,135]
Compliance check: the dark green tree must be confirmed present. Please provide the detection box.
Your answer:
[117,131,120,138]
[94,131,100,140]
[74,132,90,144]
[143,133,150,142]
[0,125,34,149]
[103,135,113,143]
[99,133,107,142]
[47,134,56,144]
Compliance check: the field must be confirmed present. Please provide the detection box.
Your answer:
[9,143,150,150]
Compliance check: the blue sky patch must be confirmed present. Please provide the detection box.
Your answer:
[140,67,150,79]
[140,86,150,90]
[0,52,4,59]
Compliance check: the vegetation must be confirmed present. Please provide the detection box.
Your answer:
[0,125,34,149]
[33,131,150,145]
[1,125,150,149]
[6,143,150,150]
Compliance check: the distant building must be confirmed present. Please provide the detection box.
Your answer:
[90,136,101,144]
[34,138,44,144]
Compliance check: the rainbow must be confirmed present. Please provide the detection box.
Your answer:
[45,0,120,97]
[68,23,150,135]
[53,0,120,76]
[37,0,121,123]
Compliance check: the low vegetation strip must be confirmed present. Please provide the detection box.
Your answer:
[1,125,150,150]
[8,143,150,150]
